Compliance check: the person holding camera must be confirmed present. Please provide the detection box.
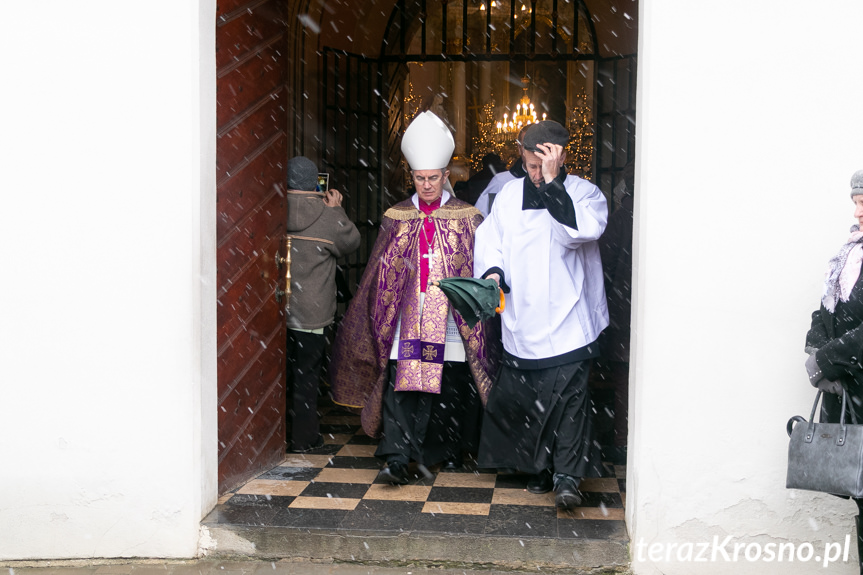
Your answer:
[283,156,360,453]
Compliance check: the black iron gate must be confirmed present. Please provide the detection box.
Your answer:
[595,55,637,207]
[320,48,388,291]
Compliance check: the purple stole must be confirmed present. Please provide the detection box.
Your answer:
[393,209,449,394]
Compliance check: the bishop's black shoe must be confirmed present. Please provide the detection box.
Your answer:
[526,469,553,494]
[288,435,324,454]
[441,456,463,471]
[553,473,583,510]
[377,461,409,485]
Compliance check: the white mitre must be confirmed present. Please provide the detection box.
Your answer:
[401,111,454,170]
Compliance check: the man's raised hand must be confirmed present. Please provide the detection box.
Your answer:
[534,143,565,184]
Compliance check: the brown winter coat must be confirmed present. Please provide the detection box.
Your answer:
[285,190,360,330]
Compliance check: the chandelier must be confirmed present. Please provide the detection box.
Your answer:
[494,77,546,142]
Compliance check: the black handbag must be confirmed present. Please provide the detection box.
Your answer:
[787,389,863,497]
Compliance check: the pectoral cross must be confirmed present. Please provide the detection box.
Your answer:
[423,251,437,263]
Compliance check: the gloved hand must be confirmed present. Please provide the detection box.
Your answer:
[816,379,844,395]
[805,353,824,386]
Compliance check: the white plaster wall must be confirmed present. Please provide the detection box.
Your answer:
[631,1,863,574]
[0,0,217,560]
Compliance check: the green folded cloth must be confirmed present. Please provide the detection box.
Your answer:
[431,277,502,329]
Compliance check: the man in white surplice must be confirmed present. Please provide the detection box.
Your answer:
[473,120,609,510]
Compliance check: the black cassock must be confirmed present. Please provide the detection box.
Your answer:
[375,361,481,466]
[478,357,603,478]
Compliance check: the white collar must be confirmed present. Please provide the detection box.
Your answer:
[411,189,451,209]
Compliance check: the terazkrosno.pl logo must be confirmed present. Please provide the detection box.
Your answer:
[634,535,853,568]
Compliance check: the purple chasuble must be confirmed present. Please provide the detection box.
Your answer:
[328,197,496,438]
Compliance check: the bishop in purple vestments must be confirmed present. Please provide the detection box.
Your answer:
[329,111,494,484]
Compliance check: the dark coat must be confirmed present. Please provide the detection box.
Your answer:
[454,165,503,206]
[805,264,863,422]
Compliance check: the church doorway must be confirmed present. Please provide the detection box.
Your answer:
[213,0,637,496]
[207,5,637,562]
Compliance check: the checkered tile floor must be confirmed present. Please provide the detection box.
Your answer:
[207,408,627,540]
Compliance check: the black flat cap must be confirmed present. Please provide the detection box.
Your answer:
[522,121,569,151]
[287,156,318,191]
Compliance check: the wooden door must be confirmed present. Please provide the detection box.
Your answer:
[216,0,289,493]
